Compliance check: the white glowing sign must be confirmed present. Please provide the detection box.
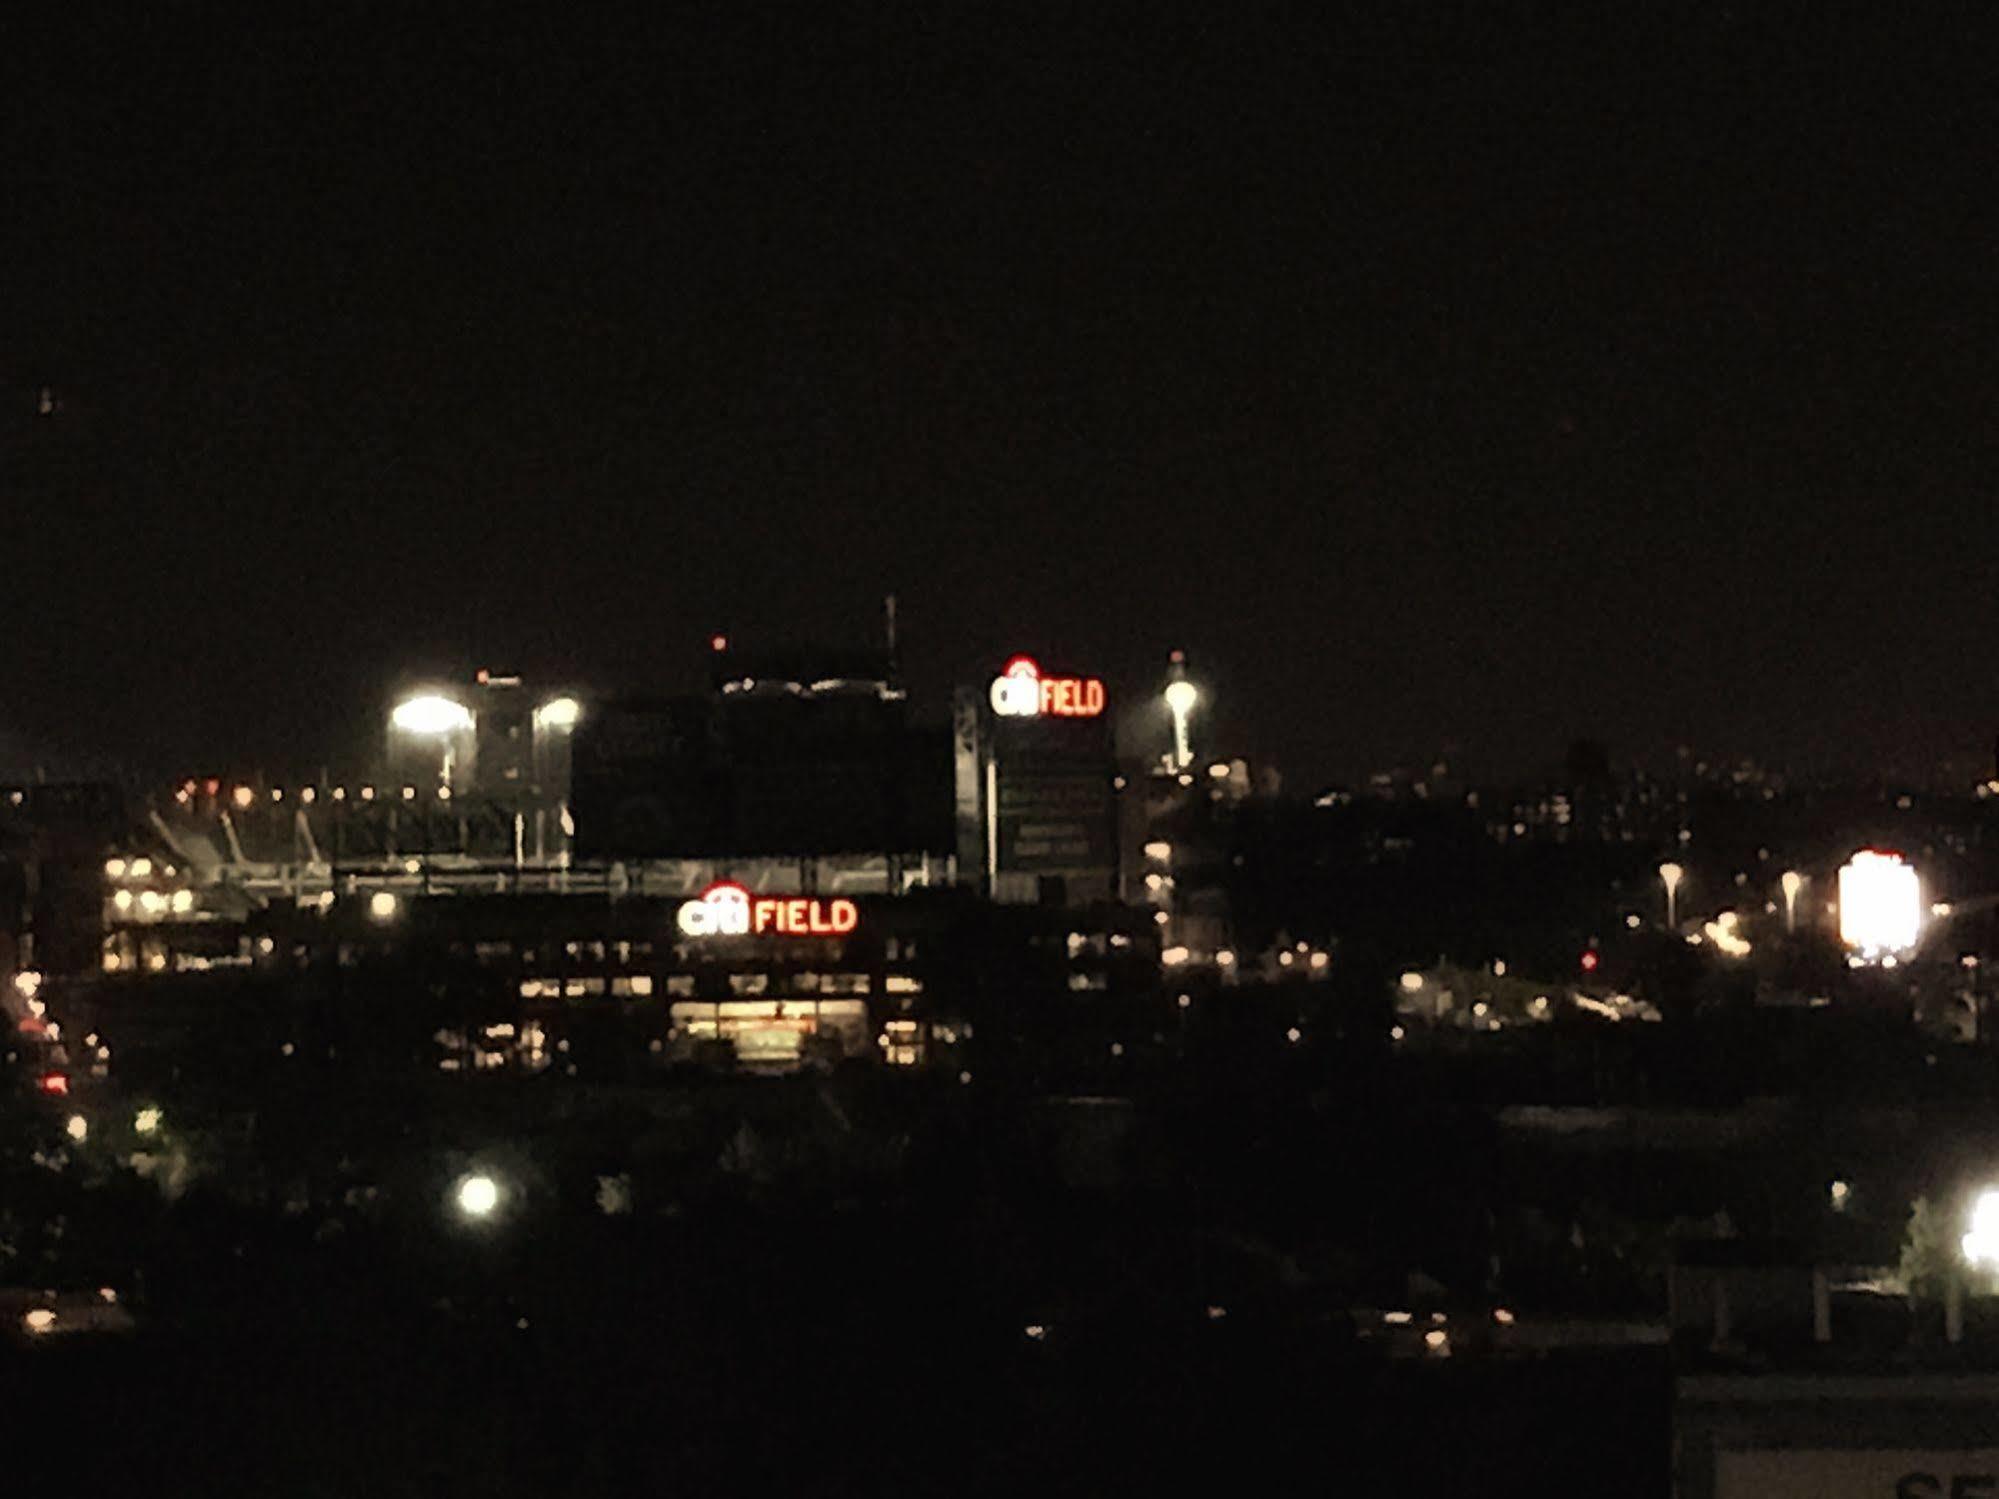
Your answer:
[988,656,1105,719]
[1838,849,1921,957]
[676,881,859,939]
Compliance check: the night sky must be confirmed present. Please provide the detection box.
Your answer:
[9,8,1996,787]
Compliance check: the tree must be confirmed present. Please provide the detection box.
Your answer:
[1899,1195,1956,1303]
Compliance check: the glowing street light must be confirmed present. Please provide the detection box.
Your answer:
[1659,862,1685,931]
[368,891,400,922]
[453,1172,501,1220]
[1781,870,1804,933]
[1163,679,1198,772]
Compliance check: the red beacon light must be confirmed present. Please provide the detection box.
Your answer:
[1579,950,1600,974]
[37,1072,69,1096]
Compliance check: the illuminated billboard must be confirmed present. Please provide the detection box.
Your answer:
[676,881,859,939]
[1837,849,1921,957]
[988,656,1105,719]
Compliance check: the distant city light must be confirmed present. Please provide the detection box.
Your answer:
[1579,950,1600,973]
[23,1308,55,1335]
[104,858,126,879]
[134,1107,161,1136]
[1703,911,1753,959]
[171,889,194,914]
[1143,841,1172,863]
[454,1172,501,1219]
[129,857,152,879]
[390,695,474,737]
[65,1114,86,1142]
[710,633,729,653]
[1400,972,1425,992]
[536,696,583,730]
[1659,862,1685,929]
[1838,850,1922,958]
[232,785,254,809]
[12,970,41,999]
[1829,1179,1851,1212]
[368,891,400,922]
[1162,945,1190,965]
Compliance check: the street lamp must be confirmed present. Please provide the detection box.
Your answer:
[1781,870,1804,934]
[453,1172,501,1220]
[1164,679,1198,771]
[1659,862,1685,932]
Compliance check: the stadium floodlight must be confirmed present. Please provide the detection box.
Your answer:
[535,696,582,730]
[390,695,473,737]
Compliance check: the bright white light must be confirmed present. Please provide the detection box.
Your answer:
[65,1114,87,1142]
[1703,911,1753,958]
[129,857,152,879]
[390,694,473,737]
[1781,870,1804,899]
[231,785,254,810]
[104,858,126,879]
[1163,680,1198,716]
[23,1308,55,1335]
[1162,945,1190,966]
[1493,1307,1516,1326]
[454,1172,500,1219]
[368,891,400,922]
[135,1107,161,1135]
[1964,1189,1999,1269]
[138,891,165,915]
[536,696,582,730]
[1144,841,1172,863]
[1399,971,1425,992]
[13,970,41,998]
[171,889,194,914]
[1838,850,1922,957]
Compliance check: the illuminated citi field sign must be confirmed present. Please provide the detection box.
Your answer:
[988,656,1106,719]
[676,881,859,939]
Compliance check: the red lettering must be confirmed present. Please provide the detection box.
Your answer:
[832,900,858,933]
[1082,679,1105,715]
[753,899,775,934]
[786,899,808,933]
[808,900,833,934]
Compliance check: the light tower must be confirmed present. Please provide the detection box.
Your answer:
[1163,651,1198,773]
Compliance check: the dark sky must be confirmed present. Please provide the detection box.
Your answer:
[8,7,1997,787]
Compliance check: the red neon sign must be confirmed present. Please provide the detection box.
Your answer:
[677,882,859,938]
[989,656,1105,719]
